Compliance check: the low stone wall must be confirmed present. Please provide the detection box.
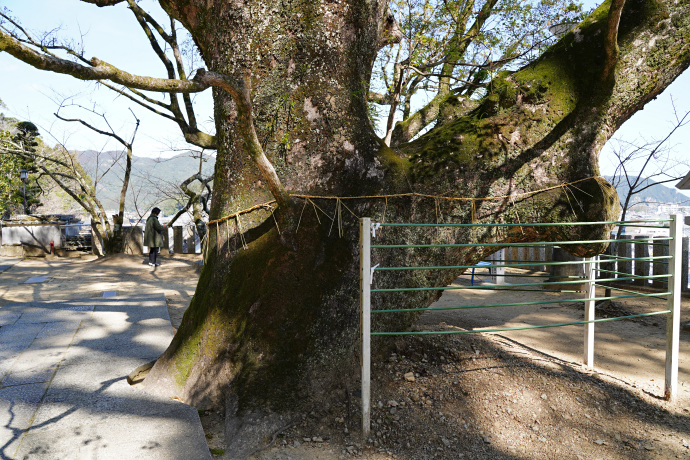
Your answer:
[1,223,62,253]
[122,226,144,255]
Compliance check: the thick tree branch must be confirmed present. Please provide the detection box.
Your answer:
[0,29,207,93]
[390,92,477,147]
[180,131,217,149]
[126,0,183,116]
[195,69,293,209]
[169,20,200,131]
[117,2,216,148]
[383,62,405,146]
[602,0,626,83]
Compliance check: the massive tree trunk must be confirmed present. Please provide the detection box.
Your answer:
[137,0,690,455]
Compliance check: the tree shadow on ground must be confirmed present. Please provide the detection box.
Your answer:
[0,296,205,460]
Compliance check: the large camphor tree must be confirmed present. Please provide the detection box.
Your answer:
[2,0,689,454]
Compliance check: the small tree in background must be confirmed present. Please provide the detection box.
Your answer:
[1,102,140,254]
[52,102,139,253]
[608,103,690,240]
[0,116,43,217]
[598,102,689,302]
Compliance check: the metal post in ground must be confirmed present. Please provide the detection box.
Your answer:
[665,215,683,401]
[359,218,372,438]
[494,249,505,285]
[584,257,596,368]
[682,236,689,293]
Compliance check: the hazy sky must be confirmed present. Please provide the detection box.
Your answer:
[1,0,688,195]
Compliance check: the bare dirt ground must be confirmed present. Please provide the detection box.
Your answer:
[0,253,201,332]
[2,256,689,459]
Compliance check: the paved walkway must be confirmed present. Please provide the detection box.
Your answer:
[0,293,210,459]
[0,258,20,276]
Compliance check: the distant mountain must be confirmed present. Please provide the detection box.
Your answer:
[605,175,689,206]
[75,150,214,213]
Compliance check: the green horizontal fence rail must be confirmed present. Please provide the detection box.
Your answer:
[359,216,684,438]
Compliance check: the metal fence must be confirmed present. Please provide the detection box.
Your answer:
[490,234,690,292]
[359,216,684,437]
[60,223,92,251]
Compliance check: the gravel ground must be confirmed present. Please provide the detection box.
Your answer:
[243,330,690,460]
[244,272,690,460]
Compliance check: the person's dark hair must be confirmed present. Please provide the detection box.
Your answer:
[151,207,161,215]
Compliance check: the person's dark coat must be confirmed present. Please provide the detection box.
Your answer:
[144,214,164,248]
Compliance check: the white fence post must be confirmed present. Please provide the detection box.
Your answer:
[682,236,689,292]
[665,215,683,401]
[360,218,372,438]
[584,257,596,368]
[494,248,505,285]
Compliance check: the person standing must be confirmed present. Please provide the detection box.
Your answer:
[144,207,164,267]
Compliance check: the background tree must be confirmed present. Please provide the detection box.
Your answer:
[608,102,690,238]
[0,115,43,216]
[2,0,690,456]
[53,102,139,253]
[130,148,214,247]
[156,149,213,239]
[372,0,587,145]
[0,102,139,253]
[597,101,689,302]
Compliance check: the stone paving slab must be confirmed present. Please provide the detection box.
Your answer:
[16,413,208,460]
[23,276,50,284]
[0,311,21,327]
[0,382,48,455]
[0,294,211,459]
[0,258,20,275]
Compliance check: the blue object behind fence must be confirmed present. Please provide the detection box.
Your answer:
[471,261,492,285]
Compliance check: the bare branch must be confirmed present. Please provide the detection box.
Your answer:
[611,106,690,235]
[0,12,91,65]
[55,106,129,147]
[97,81,178,122]
[0,29,208,93]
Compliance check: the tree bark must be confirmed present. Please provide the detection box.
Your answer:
[112,0,688,455]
